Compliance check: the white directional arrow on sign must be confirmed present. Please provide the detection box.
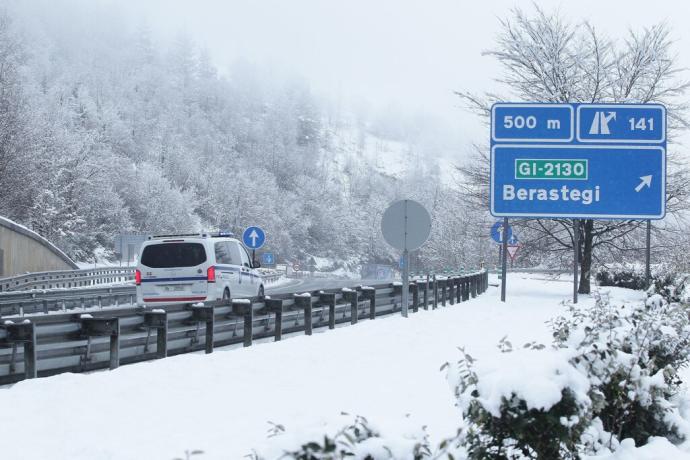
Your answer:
[635,175,653,192]
[249,229,259,246]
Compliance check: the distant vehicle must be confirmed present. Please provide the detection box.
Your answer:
[136,233,263,305]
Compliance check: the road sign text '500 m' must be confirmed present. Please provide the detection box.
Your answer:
[490,103,666,220]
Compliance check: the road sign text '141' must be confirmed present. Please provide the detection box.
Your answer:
[491,103,666,220]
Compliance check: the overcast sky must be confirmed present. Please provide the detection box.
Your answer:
[113,0,690,147]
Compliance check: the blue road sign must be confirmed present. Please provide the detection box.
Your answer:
[492,104,573,142]
[491,221,513,244]
[491,103,666,220]
[242,226,266,249]
[577,105,665,143]
[507,234,519,245]
[261,252,275,265]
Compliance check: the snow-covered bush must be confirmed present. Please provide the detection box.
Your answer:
[550,294,690,451]
[248,414,431,460]
[594,263,687,299]
[442,347,591,459]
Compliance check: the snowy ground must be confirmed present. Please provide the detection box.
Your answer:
[1,273,687,460]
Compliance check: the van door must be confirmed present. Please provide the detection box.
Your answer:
[214,241,242,298]
[138,242,209,304]
[241,245,259,296]
[233,242,254,297]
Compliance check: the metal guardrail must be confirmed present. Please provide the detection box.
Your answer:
[0,271,489,385]
[0,267,135,292]
[487,267,570,274]
[0,270,285,316]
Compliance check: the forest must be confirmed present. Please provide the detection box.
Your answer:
[0,1,484,270]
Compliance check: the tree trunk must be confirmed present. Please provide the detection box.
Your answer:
[578,219,594,294]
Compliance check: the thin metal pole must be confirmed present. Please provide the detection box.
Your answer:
[573,219,579,304]
[401,200,410,317]
[645,220,652,288]
[402,249,409,317]
[500,218,508,302]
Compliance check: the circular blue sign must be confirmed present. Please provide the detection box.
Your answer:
[242,226,266,249]
[490,221,513,244]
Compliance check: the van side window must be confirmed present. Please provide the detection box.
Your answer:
[215,242,231,264]
[241,246,253,267]
[227,242,244,266]
[239,244,251,267]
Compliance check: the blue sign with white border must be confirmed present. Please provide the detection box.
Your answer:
[242,226,266,249]
[261,252,275,265]
[490,221,513,244]
[490,103,666,220]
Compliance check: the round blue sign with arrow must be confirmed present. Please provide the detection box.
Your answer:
[490,221,513,244]
[242,226,266,249]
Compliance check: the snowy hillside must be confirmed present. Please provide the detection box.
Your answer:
[2,274,688,460]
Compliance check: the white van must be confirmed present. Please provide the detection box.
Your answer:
[135,233,264,305]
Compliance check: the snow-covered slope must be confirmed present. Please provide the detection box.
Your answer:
[1,274,686,460]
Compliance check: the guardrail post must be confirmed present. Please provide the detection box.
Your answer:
[440,279,447,306]
[143,310,168,358]
[191,305,215,354]
[232,300,253,347]
[3,321,37,379]
[450,277,457,305]
[294,294,313,335]
[423,276,429,310]
[432,275,438,309]
[319,293,337,329]
[343,289,358,325]
[471,275,477,298]
[80,317,120,370]
[265,299,284,341]
[360,287,376,319]
[392,283,402,312]
[410,282,419,313]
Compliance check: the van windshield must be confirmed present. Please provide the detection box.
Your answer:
[140,243,207,268]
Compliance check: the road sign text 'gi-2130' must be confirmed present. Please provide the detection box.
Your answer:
[490,103,666,220]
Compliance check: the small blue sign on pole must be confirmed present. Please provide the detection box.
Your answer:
[261,252,275,265]
[491,221,513,244]
[242,226,266,249]
[491,103,666,220]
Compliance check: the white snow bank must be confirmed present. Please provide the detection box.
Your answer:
[459,348,590,417]
[585,437,690,459]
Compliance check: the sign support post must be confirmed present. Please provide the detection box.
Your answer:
[401,249,409,317]
[573,219,579,304]
[645,220,652,288]
[500,217,508,302]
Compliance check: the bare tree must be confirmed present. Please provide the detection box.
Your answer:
[456,6,690,293]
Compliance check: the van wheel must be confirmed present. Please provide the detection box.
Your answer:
[222,288,231,303]
[258,285,265,300]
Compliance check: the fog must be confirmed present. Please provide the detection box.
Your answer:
[108,0,690,147]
